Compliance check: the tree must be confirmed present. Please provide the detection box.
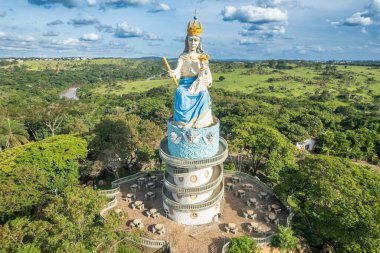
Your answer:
[295,113,324,137]
[90,114,162,175]
[228,236,257,253]
[231,123,297,182]
[0,135,88,222]
[38,103,67,136]
[0,166,49,222]
[272,225,299,253]
[137,98,171,125]
[26,102,70,139]
[80,160,103,183]
[276,155,380,252]
[279,123,309,143]
[0,119,29,151]
[0,186,137,253]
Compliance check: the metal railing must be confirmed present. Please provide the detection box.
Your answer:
[162,184,224,211]
[100,197,118,219]
[220,233,275,253]
[111,170,163,188]
[164,165,223,195]
[159,137,228,169]
[98,186,120,198]
[254,234,275,245]
[140,237,168,248]
[224,170,274,195]
[122,235,170,252]
[165,165,189,176]
[221,241,230,253]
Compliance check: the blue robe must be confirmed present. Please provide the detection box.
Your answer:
[173,77,211,125]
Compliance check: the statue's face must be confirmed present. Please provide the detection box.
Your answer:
[188,36,200,52]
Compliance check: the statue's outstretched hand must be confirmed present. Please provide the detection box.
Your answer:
[169,70,180,80]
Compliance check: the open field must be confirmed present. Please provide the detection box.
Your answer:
[88,63,380,110]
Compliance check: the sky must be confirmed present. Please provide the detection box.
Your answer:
[0,0,380,60]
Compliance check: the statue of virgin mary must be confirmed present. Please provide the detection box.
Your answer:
[169,16,214,129]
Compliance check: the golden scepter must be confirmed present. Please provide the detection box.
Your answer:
[162,56,179,87]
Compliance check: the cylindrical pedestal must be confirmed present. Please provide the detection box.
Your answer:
[159,120,228,225]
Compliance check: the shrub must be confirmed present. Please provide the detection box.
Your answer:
[228,236,257,253]
[271,225,299,252]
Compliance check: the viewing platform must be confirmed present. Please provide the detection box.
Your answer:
[100,170,292,253]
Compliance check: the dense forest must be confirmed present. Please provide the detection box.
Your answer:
[0,58,379,252]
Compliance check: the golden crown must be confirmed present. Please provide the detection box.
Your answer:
[187,16,203,36]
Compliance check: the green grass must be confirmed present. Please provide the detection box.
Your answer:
[5,58,139,71]
[93,79,170,95]
[89,64,380,104]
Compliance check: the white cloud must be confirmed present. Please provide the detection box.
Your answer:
[87,0,96,6]
[114,21,144,38]
[0,45,34,51]
[107,41,133,50]
[43,31,60,36]
[47,19,64,26]
[28,0,83,8]
[221,5,288,40]
[81,33,100,41]
[51,38,81,46]
[330,0,379,30]
[104,0,151,9]
[241,23,286,38]
[0,33,38,51]
[343,12,373,26]
[149,2,171,13]
[295,45,343,55]
[221,5,287,23]
[256,0,298,7]
[0,33,36,42]
[368,0,380,15]
[238,38,261,45]
[68,16,100,26]
[361,27,368,34]
[95,24,115,33]
[143,33,162,41]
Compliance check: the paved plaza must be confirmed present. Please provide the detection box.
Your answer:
[111,173,288,253]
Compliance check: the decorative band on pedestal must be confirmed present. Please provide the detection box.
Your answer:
[167,119,220,159]
[159,137,228,169]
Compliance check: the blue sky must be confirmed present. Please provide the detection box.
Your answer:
[0,0,379,60]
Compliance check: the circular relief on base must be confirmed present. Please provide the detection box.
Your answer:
[204,170,210,178]
[190,175,198,183]
[178,177,184,182]
[177,193,183,199]
[191,195,197,200]
[190,212,198,219]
